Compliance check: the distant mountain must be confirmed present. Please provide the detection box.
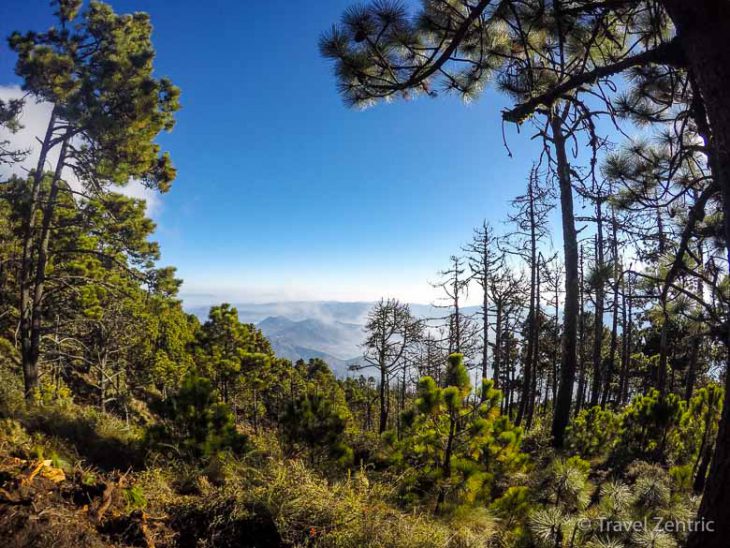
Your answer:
[187,300,480,325]
[187,301,373,325]
[257,316,365,376]
[185,300,483,377]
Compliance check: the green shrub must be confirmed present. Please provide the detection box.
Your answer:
[280,392,353,466]
[388,353,528,513]
[611,390,684,465]
[148,374,247,459]
[566,406,621,458]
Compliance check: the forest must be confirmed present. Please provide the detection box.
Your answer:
[0,0,729,547]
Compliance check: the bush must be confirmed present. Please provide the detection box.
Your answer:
[170,458,480,547]
[611,390,684,465]
[280,392,353,466]
[566,405,621,458]
[148,374,247,459]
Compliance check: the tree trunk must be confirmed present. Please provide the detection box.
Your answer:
[481,262,490,384]
[19,108,57,402]
[590,199,606,407]
[552,278,560,410]
[686,345,729,547]
[656,303,670,395]
[685,336,701,401]
[22,135,69,402]
[527,261,540,428]
[379,365,388,434]
[693,438,714,495]
[520,178,540,428]
[435,413,457,514]
[494,302,502,390]
[685,244,704,401]
[550,111,579,448]
[602,211,620,407]
[575,246,587,417]
[659,6,730,539]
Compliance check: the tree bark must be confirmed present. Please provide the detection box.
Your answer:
[575,245,587,417]
[379,364,388,434]
[527,261,540,428]
[658,5,730,540]
[22,133,68,402]
[685,242,705,401]
[550,112,579,448]
[590,200,606,407]
[686,344,730,548]
[19,108,57,401]
[602,210,620,407]
[517,179,538,427]
[494,301,503,391]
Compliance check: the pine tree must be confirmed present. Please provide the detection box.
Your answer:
[149,374,247,459]
[391,353,527,513]
[9,0,179,401]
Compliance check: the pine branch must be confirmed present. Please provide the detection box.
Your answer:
[503,38,685,123]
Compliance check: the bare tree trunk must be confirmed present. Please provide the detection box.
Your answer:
[590,198,606,407]
[552,276,560,410]
[575,246,587,417]
[551,111,580,448]
[517,180,538,426]
[601,210,620,407]
[482,285,489,382]
[494,302,503,391]
[379,365,388,434]
[527,262,540,428]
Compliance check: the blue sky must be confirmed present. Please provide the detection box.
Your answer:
[0,0,549,305]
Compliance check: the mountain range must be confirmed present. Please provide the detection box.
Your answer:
[187,301,481,376]
[256,316,365,374]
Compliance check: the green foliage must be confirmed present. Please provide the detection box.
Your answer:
[527,458,698,548]
[668,464,693,493]
[489,485,532,542]
[149,374,247,459]
[9,0,180,189]
[281,392,353,466]
[0,2,726,545]
[545,456,592,512]
[674,384,724,466]
[612,390,685,465]
[566,406,621,458]
[123,485,147,511]
[194,303,273,404]
[567,386,724,476]
[389,353,528,512]
[173,458,469,548]
[0,354,25,416]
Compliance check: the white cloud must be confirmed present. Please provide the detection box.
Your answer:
[116,178,162,217]
[0,84,162,218]
[0,85,55,177]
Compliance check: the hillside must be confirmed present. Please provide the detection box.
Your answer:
[256,316,364,376]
